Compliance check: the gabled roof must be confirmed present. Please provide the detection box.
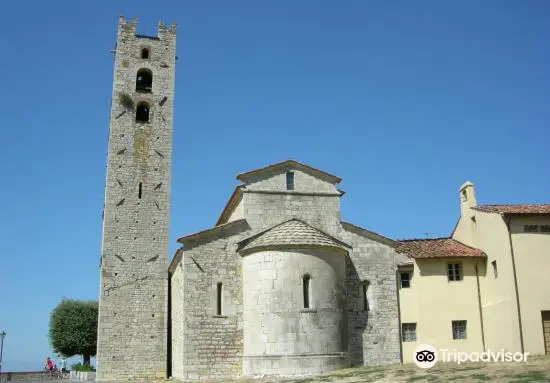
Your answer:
[237,218,350,254]
[340,221,400,248]
[177,219,249,245]
[215,185,244,226]
[236,159,342,184]
[472,204,550,215]
[168,248,184,274]
[396,238,485,259]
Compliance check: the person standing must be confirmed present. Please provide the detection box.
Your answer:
[60,356,67,373]
[44,357,53,377]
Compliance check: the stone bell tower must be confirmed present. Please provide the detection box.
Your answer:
[96,16,176,380]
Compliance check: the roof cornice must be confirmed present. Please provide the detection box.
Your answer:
[472,204,550,215]
[177,219,249,246]
[236,159,342,184]
[168,248,184,274]
[237,218,352,252]
[243,189,344,197]
[341,221,399,248]
[215,185,244,226]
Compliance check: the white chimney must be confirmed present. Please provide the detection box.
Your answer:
[459,181,476,218]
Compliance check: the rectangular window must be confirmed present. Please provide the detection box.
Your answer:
[452,320,467,339]
[447,263,462,282]
[400,272,411,288]
[216,282,223,315]
[402,323,417,342]
[524,225,538,233]
[286,171,295,191]
[491,260,498,278]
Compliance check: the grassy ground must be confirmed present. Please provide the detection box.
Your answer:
[201,355,550,383]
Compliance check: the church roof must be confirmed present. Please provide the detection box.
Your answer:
[396,238,485,259]
[340,221,400,248]
[215,185,244,226]
[236,159,342,184]
[237,219,351,254]
[472,204,550,215]
[177,219,249,245]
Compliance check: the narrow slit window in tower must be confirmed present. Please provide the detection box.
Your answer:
[136,102,150,122]
[217,282,223,315]
[138,182,142,199]
[141,48,149,59]
[303,274,311,308]
[136,69,153,92]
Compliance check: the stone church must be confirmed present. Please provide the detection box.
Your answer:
[95,16,550,382]
[95,17,408,381]
[168,160,411,380]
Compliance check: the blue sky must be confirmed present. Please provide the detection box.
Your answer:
[1,0,549,372]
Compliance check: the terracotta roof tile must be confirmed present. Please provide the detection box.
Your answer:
[473,204,550,215]
[396,238,485,259]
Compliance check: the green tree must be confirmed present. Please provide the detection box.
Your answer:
[48,298,98,366]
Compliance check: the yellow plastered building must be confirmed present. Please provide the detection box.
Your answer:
[396,181,550,363]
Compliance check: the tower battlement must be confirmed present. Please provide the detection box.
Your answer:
[117,16,177,41]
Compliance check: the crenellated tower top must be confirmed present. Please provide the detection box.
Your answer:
[117,16,177,39]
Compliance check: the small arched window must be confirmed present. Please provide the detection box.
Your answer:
[141,48,150,59]
[136,69,153,92]
[303,274,311,309]
[136,102,150,123]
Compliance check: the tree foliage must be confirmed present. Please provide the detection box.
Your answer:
[48,298,98,365]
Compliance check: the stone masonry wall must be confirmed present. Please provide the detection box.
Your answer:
[170,261,185,379]
[339,228,402,366]
[173,168,402,379]
[245,169,339,194]
[227,198,244,222]
[242,248,348,376]
[243,191,342,236]
[178,224,250,380]
[97,17,176,380]
[242,172,401,367]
